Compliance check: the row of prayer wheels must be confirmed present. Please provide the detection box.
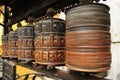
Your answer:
[2,3,111,72]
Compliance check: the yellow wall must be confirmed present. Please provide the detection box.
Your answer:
[0,6,4,55]
[12,20,27,31]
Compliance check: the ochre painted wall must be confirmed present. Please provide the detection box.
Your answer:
[0,6,4,55]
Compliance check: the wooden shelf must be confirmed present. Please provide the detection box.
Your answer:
[15,61,110,80]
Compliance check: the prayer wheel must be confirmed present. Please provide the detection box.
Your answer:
[18,25,35,61]
[2,34,9,58]
[66,3,111,72]
[35,18,66,66]
[8,31,18,58]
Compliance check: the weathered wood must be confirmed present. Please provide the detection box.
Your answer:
[6,0,79,27]
[2,60,16,80]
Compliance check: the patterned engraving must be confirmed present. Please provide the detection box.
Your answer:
[49,51,57,61]
[61,39,65,47]
[43,37,51,47]
[5,51,8,56]
[15,41,18,47]
[25,51,30,58]
[22,28,27,36]
[35,50,38,60]
[22,39,26,47]
[57,51,65,61]
[31,50,34,59]
[11,42,14,47]
[28,28,34,36]
[20,50,24,58]
[34,19,65,64]
[42,23,49,32]
[18,39,21,47]
[10,50,13,56]
[34,38,38,47]
[27,40,34,47]
[53,36,61,47]
[18,27,34,60]
[14,50,17,56]
[38,51,42,61]
[37,37,42,47]
[35,24,42,35]
[9,41,12,47]
[12,41,14,47]
[42,52,48,61]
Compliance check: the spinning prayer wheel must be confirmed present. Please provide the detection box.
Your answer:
[66,3,111,72]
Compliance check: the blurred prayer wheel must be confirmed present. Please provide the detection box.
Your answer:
[35,18,66,66]
[18,25,35,61]
[66,3,111,72]
[2,34,9,58]
[8,31,18,58]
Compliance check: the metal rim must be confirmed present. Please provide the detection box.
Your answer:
[66,3,110,14]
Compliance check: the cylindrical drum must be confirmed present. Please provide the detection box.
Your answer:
[66,3,111,72]
[2,34,9,58]
[8,31,18,58]
[18,26,35,61]
[34,18,66,66]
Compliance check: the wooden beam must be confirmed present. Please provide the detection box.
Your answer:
[6,0,79,27]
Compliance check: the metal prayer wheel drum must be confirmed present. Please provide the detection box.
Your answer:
[35,18,66,66]
[8,31,18,58]
[66,3,110,28]
[66,3,111,72]
[18,26,35,61]
[2,35,8,58]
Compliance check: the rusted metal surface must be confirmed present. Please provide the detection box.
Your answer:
[35,18,66,66]
[8,31,18,59]
[66,3,111,72]
[18,25,35,61]
[2,34,9,58]
[66,3,110,29]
